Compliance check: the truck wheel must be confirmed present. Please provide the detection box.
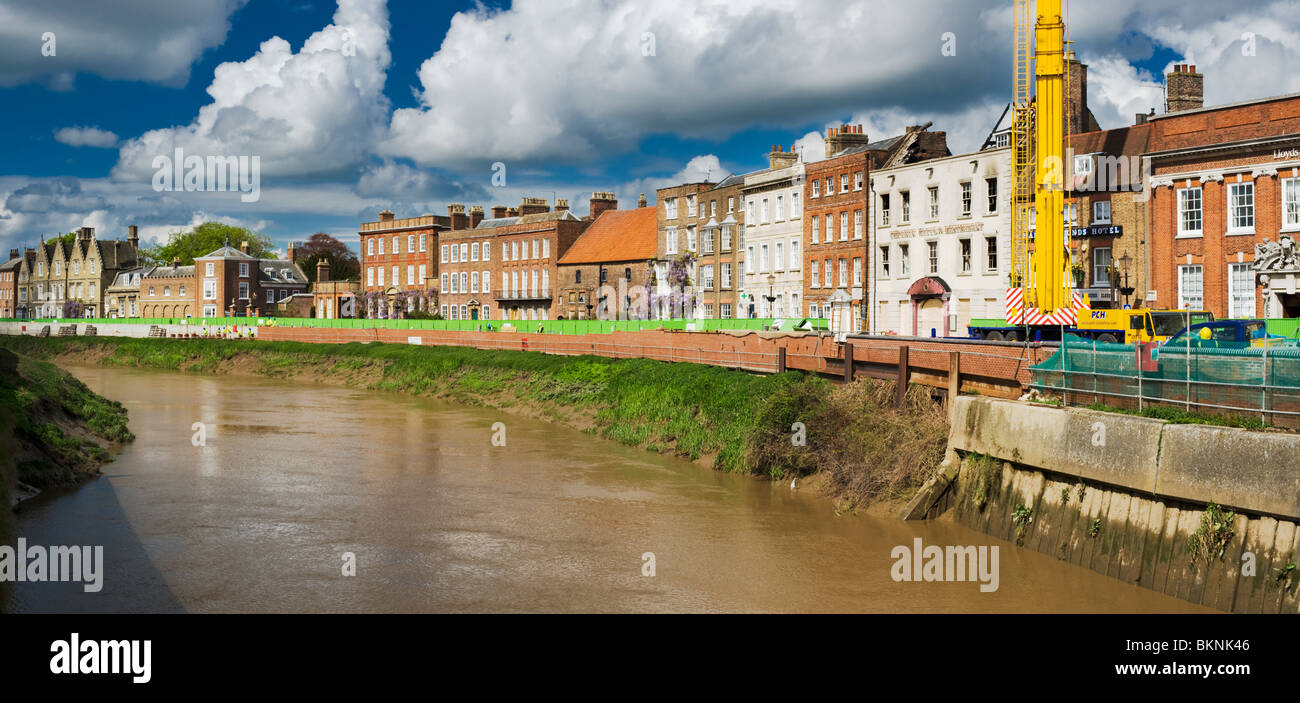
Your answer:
[1097,333,1118,344]
[985,331,1003,341]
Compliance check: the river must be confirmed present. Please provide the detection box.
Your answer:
[5,365,1207,613]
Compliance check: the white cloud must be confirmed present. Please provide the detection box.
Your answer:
[111,0,392,184]
[0,0,246,89]
[54,126,119,148]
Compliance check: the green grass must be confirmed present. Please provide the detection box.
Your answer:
[1083,402,1267,430]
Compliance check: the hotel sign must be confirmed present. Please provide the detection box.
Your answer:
[1070,224,1122,238]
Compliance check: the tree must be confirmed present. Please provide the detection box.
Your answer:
[297,232,360,284]
[143,222,273,265]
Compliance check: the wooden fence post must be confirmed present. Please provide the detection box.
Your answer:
[843,343,854,383]
[896,345,910,408]
[947,350,960,407]
[777,346,786,373]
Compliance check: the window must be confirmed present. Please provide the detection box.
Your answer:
[728,196,735,213]
[759,244,769,272]
[761,198,769,224]
[881,194,891,226]
[441,245,449,263]
[960,239,972,272]
[461,272,469,294]
[928,186,939,219]
[823,259,832,287]
[1065,203,1078,226]
[687,226,697,252]
[368,239,375,256]
[854,171,863,191]
[205,279,217,299]
[419,264,426,284]
[482,271,489,293]
[986,237,998,272]
[1228,262,1256,318]
[238,282,249,299]
[461,243,469,262]
[721,263,732,288]
[838,259,848,287]
[393,267,400,288]
[775,242,784,270]
[471,243,479,261]
[900,244,910,275]
[408,234,415,253]
[1092,247,1111,287]
[880,246,890,277]
[440,273,448,293]
[407,265,415,286]
[854,210,863,239]
[790,191,800,218]
[163,286,170,297]
[745,246,754,274]
[420,234,427,252]
[666,197,678,219]
[961,182,972,215]
[666,226,678,255]
[687,195,697,217]
[825,178,833,196]
[703,265,714,290]
[1228,182,1254,233]
[450,245,459,263]
[471,271,479,293]
[747,200,755,223]
[928,241,938,273]
[810,215,819,244]
[1285,178,1300,229]
[775,195,784,221]
[901,191,911,223]
[986,178,998,213]
[239,263,249,277]
[1093,200,1111,223]
[502,242,509,261]
[378,267,384,287]
[839,213,848,241]
[542,240,549,259]
[721,303,732,319]
[810,260,819,288]
[790,240,800,270]
[840,174,849,193]
[392,236,398,253]
[512,242,519,260]
[73,260,79,275]
[377,238,384,256]
[701,230,714,254]
[710,200,717,217]
[1178,264,1204,309]
[853,258,862,286]
[1178,187,1203,236]
[483,242,490,261]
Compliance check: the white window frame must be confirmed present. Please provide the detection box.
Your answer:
[1284,177,1300,230]
[1227,181,1255,234]
[1177,186,1203,237]
[1092,199,1111,224]
[1178,264,1204,310]
[1228,262,1256,318]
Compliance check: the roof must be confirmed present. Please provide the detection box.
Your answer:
[713,172,748,189]
[474,209,582,231]
[197,245,258,260]
[144,264,195,279]
[1147,91,1300,122]
[0,257,20,271]
[1070,123,1151,157]
[558,207,658,265]
[257,260,308,285]
[108,266,148,289]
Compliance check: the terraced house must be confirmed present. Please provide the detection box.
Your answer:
[556,202,657,320]
[741,146,802,319]
[358,209,448,318]
[0,249,19,319]
[654,179,746,320]
[63,225,141,318]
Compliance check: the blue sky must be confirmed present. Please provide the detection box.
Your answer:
[1,0,1296,257]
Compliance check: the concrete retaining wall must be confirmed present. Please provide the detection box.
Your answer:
[931,396,1300,612]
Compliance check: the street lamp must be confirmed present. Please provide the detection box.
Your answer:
[1117,252,1135,308]
[765,273,776,317]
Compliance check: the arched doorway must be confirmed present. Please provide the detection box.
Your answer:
[906,276,952,337]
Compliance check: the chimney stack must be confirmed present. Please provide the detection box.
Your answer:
[519,197,550,216]
[316,258,330,284]
[638,193,647,208]
[492,205,508,219]
[555,199,569,213]
[1165,63,1204,113]
[507,207,519,217]
[8,248,18,261]
[768,144,799,170]
[448,203,468,231]
[589,191,618,220]
[824,124,869,158]
[78,226,94,242]
[469,205,485,229]
[128,225,139,249]
[240,241,250,255]
[379,209,395,222]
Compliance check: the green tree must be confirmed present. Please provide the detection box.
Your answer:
[143,222,273,265]
[297,232,360,284]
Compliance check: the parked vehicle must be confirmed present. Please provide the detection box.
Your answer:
[1158,319,1292,351]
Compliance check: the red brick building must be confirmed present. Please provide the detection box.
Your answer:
[0,249,19,318]
[358,210,447,318]
[1147,67,1300,319]
[557,205,658,319]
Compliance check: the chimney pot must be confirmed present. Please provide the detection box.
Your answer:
[9,248,17,261]
[492,205,508,219]
[379,209,395,222]
[469,205,485,229]
[638,193,648,208]
[240,240,250,255]
[316,258,329,283]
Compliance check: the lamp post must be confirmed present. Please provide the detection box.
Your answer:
[765,273,776,318]
[1117,252,1135,308]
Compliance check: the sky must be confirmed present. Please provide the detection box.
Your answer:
[1,0,1297,258]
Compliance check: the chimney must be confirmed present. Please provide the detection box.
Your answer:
[78,226,94,242]
[8,248,17,261]
[172,256,181,268]
[128,225,139,249]
[469,205,485,229]
[824,124,869,158]
[448,203,468,231]
[507,207,519,217]
[769,144,799,170]
[286,241,298,263]
[1165,63,1204,113]
[492,205,508,219]
[519,197,550,216]
[379,209,395,222]
[589,191,617,220]
[316,258,330,284]
[555,199,569,213]
[240,241,250,255]
[638,193,647,208]
[1066,56,1098,134]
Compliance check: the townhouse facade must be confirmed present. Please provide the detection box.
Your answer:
[438,196,596,321]
[1146,70,1300,319]
[139,262,196,318]
[311,259,360,319]
[0,250,19,318]
[740,148,802,319]
[105,267,146,318]
[358,210,447,318]
[556,205,658,320]
[871,144,1011,336]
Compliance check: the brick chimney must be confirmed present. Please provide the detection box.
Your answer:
[469,205,485,229]
[448,203,468,230]
[8,248,17,261]
[519,197,550,216]
[78,226,94,242]
[316,258,329,284]
[768,144,798,170]
[492,205,508,219]
[638,193,647,208]
[1166,64,1203,113]
[589,191,617,220]
[824,124,869,158]
[507,207,519,217]
[555,199,569,213]
[240,241,250,255]
[128,225,139,250]
[379,209,395,223]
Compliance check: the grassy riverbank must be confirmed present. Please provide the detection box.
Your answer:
[0,335,948,509]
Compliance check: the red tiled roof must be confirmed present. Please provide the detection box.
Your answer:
[558,207,658,264]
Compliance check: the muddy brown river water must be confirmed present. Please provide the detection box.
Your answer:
[5,365,1208,613]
